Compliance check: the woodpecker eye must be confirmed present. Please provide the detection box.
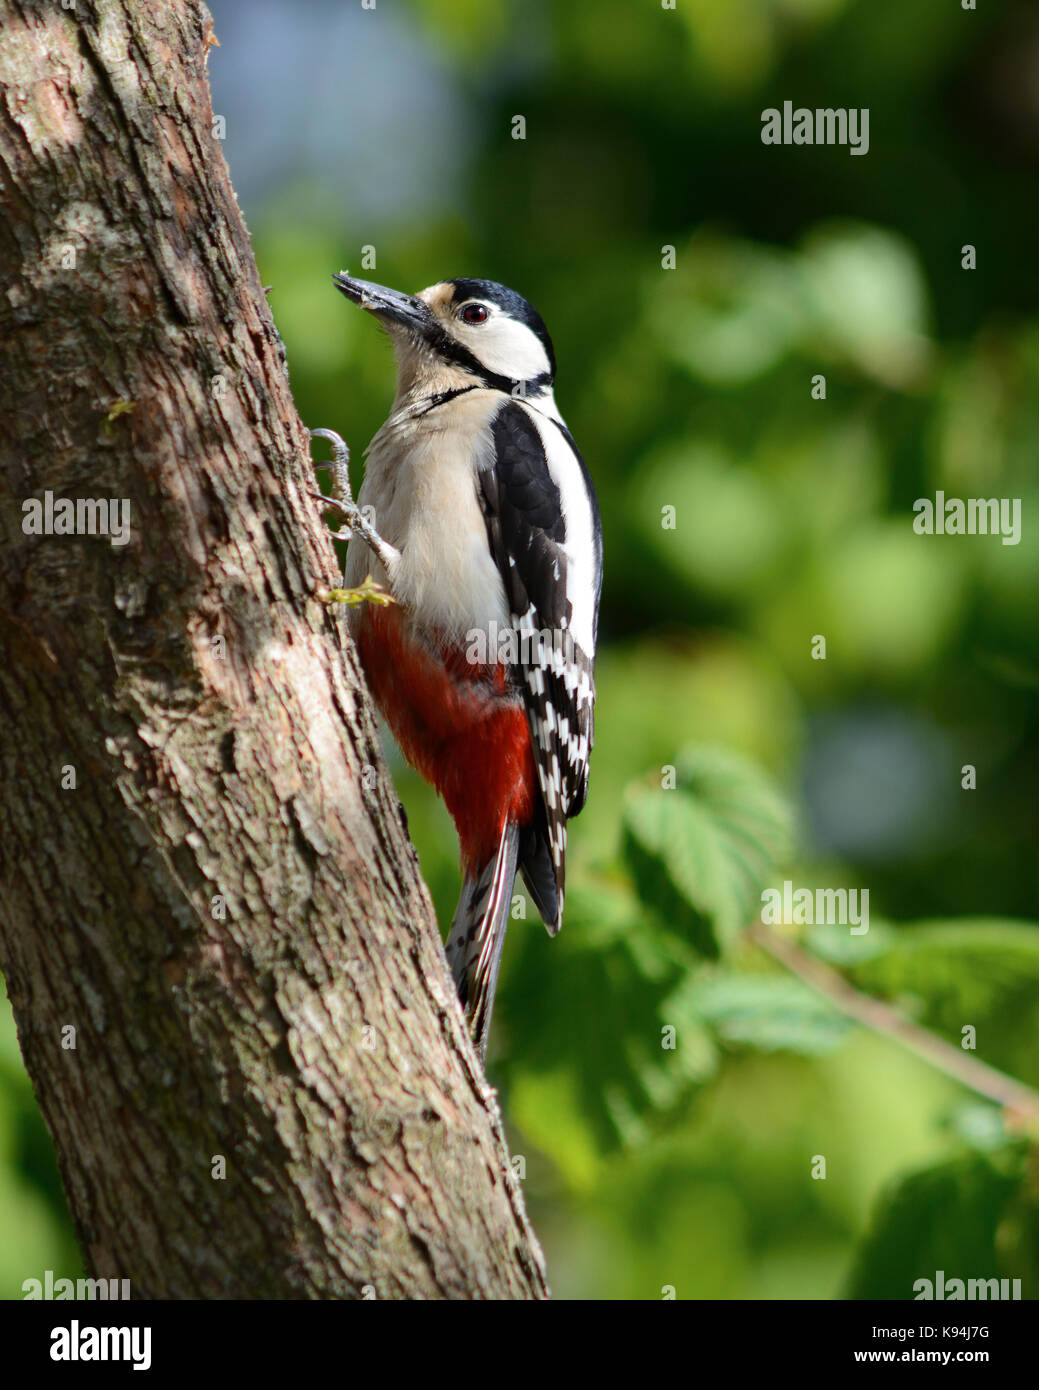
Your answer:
[459,302,488,324]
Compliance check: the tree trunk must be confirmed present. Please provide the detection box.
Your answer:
[0,0,547,1300]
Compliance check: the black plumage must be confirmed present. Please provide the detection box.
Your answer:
[479,400,598,931]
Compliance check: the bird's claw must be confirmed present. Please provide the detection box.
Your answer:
[308,426,402,582]
[309,427,353,506]
[311,489,360,536]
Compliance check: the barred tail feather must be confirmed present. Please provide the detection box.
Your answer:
[445,821,520,1060]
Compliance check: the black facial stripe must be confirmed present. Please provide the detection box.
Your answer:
[430,326,552,397]
[415,385,479,416]
[430,328,504,384]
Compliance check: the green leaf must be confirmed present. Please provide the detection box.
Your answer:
[500,748,796,1172]
[667,971,853,1056]
[846,1149,1032,1299]
[798,221,932,388]
[848,920,1039,1088]
[802,918,895,966]
[622,746,796,957]
[496,874,718,1168]
[944,1103,1011,1154]
[651,237,807,385]
[637,443,787,600]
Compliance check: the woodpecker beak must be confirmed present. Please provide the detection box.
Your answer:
[333,273,434,336]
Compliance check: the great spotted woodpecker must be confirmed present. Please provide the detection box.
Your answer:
[312,274,602,1059]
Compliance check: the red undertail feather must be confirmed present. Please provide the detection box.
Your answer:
[356,605,536,869]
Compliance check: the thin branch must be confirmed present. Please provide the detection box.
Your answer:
[748,921,1039,1125]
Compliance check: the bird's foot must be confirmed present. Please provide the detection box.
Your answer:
[309,427,401,579]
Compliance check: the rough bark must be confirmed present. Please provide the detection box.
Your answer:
[0,0,547,1299]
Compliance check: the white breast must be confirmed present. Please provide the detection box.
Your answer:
[344,390,511,644]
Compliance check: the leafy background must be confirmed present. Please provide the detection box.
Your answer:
[3,0,1038,1300]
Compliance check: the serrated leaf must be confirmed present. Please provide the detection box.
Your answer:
[848,920,1039,1088]
[496,878,718,1164]
[622,745,796,957]
[622,790,725,955]
[667,971,853,1056]
[802,918,895,966]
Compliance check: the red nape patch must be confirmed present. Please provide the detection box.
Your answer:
[357,605,536,870]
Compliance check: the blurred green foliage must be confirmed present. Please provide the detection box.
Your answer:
[3,0,1037,1300]
[0,1001,82,1297]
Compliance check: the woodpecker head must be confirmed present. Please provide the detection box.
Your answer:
[333,273,556,402]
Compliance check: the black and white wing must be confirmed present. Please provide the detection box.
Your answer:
[478,398,603,932]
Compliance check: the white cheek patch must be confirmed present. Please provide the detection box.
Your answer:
[454,317,550,381]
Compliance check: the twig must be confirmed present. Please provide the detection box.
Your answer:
[748,921,1039,1125]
